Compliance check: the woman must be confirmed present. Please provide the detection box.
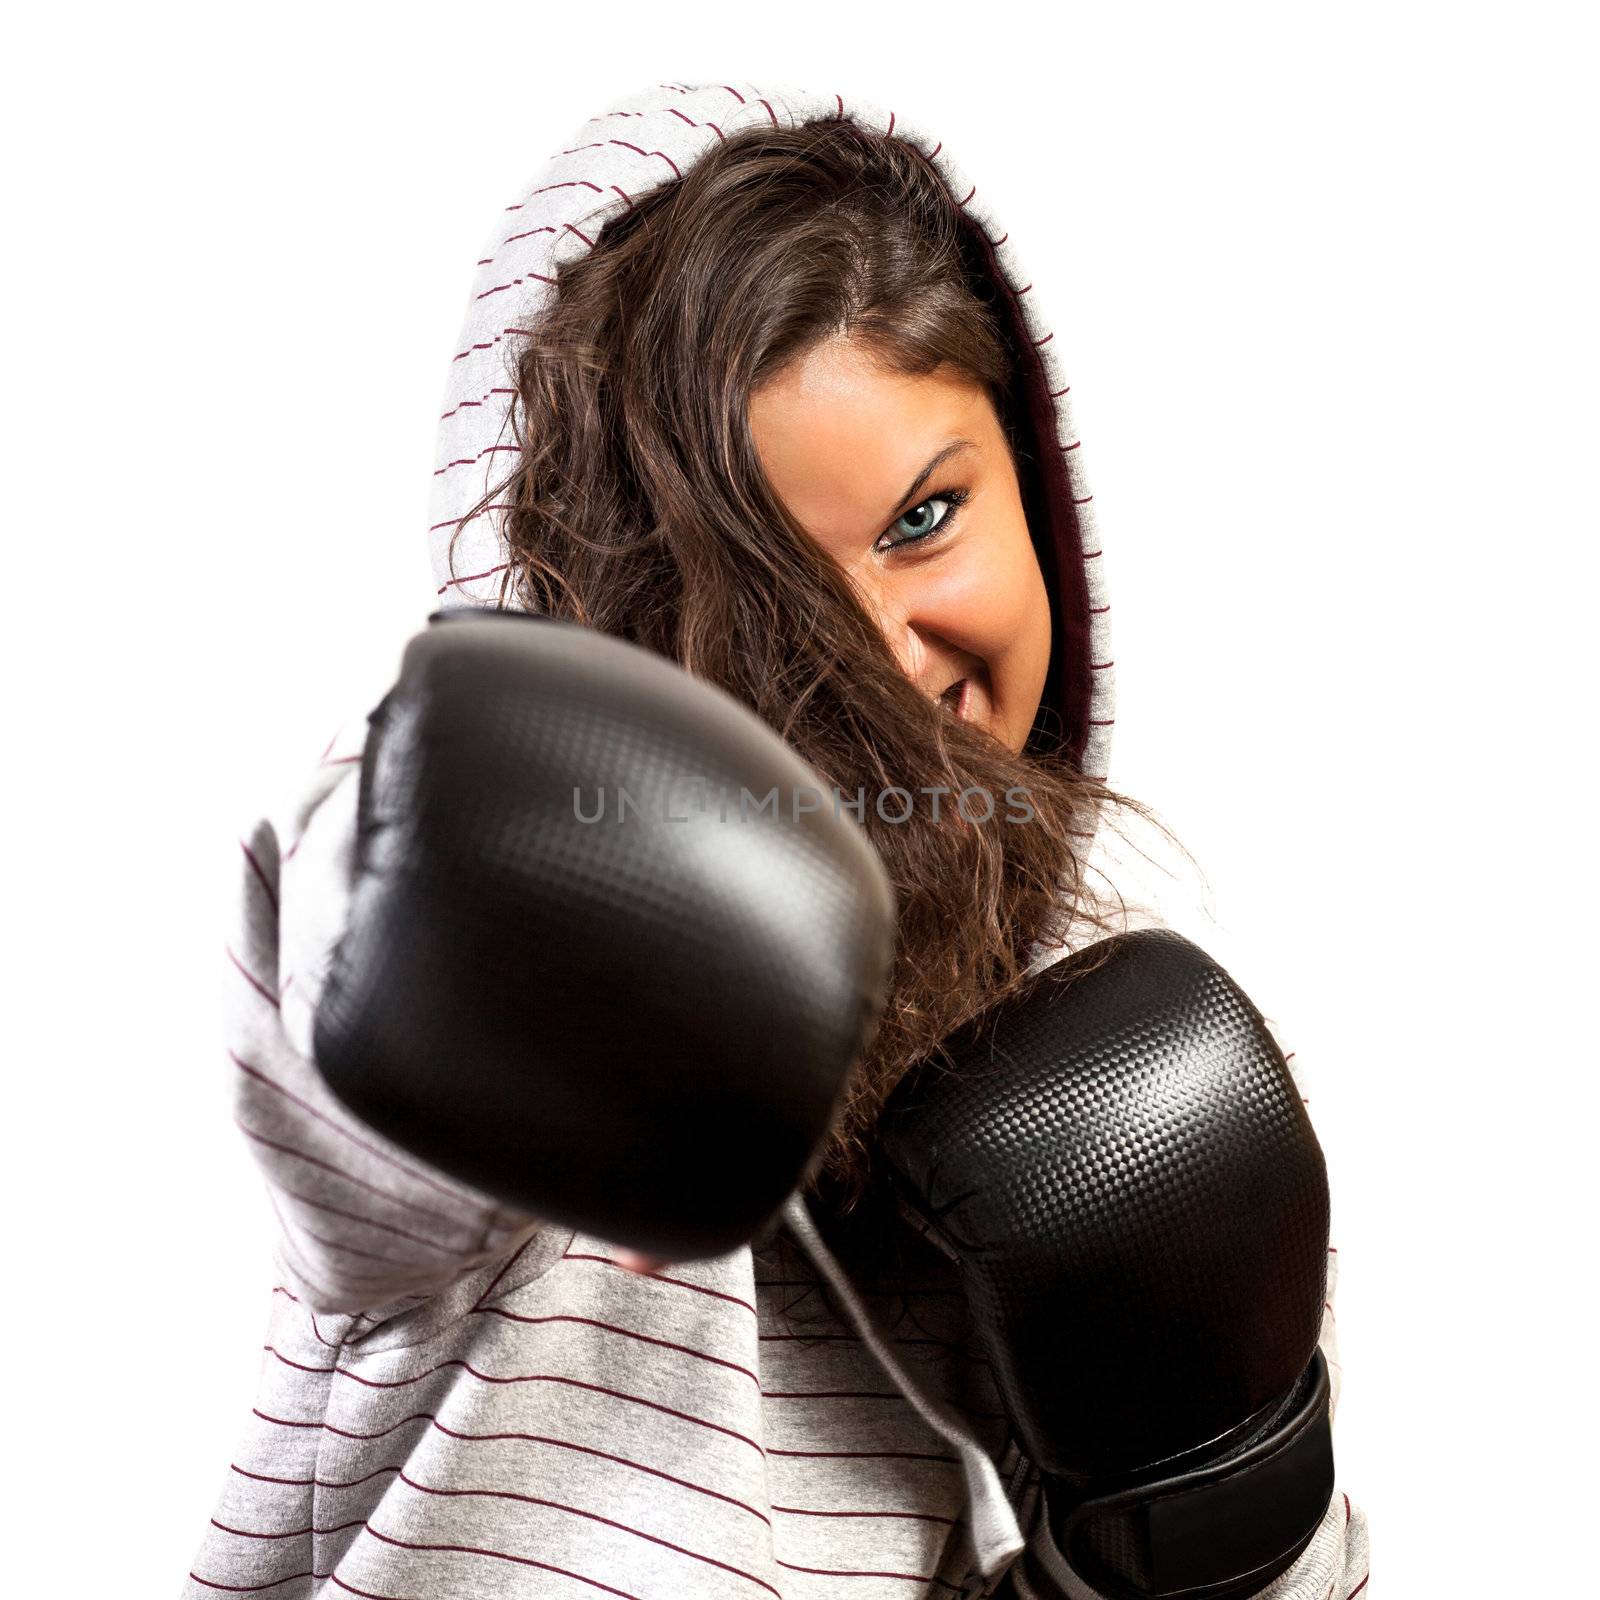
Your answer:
[184,82,1369,1598]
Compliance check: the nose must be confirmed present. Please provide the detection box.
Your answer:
[859,579,968,698]
[857,579,924,681]
[892,616,931,685]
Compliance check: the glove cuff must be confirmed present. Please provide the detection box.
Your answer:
[1023,1349,1334,1600]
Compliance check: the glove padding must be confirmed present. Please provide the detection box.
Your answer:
[313,609,896,1261]
[877,928,1333,1600]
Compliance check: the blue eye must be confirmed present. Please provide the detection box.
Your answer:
[878,487,971,552]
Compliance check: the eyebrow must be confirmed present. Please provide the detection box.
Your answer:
[881,439,979,527]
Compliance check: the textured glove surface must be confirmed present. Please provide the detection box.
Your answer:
[313,610,896,1261]
[877,927,1330,1483]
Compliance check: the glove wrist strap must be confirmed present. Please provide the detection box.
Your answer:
[1024,1349,1335,1600]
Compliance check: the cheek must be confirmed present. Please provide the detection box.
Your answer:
[1014,560,1054,695]
[962,534,1053,751]
[943,536,1052,687]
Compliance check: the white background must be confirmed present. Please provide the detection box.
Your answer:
[6,3,1594,1592]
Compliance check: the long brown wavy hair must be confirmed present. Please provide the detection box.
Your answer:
[447,116,1187,1223]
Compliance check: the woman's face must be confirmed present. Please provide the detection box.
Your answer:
[748,334,1053,754]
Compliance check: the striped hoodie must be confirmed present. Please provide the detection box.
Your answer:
[182,80,1372,1599]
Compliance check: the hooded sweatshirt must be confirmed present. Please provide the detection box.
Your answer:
[182,80,1371,1600]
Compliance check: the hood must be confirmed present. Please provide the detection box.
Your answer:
[425,79,1115,792]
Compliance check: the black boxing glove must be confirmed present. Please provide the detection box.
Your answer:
[311,609,896,1262]
[876,928,1333,1600]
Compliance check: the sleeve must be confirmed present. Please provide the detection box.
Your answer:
[224,703,545,1319]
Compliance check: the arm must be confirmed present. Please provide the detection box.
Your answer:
[225,706,542,1320]
[879,931,1372,1600]
[999,1007,1372,1599]
[1009,821,1372,1597]
[231,610,895,1312]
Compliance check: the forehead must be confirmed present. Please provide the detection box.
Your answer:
[748,336,994,543]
